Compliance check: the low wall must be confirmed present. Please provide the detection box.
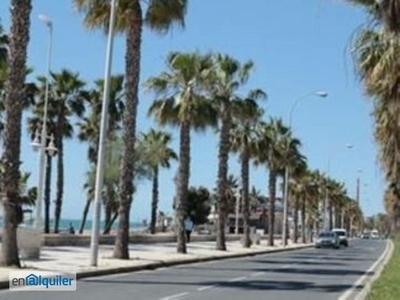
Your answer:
[43,233,249,247]
[0,232,280,247]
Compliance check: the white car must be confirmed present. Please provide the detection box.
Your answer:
[332,228,348,247]
[371,230,380,239]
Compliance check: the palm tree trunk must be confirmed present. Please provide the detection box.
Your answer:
[241,144,251,248]
[328,200,333,230]
[54,120,64,234]
[44,154,52,234]
[268,171,277,247]
[113,3,142,260]
[301,197,306,243]
[103,212,118,235]
[176,117,191,254]
[79,199,91,234]
[217,113,231,251]
[104,202,112,233]
[150,166,159,234]
[293,196,299,243]
[0,0,32,267]
[308,221,314,242]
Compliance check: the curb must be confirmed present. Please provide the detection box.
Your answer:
[354,240,394,300]
[0,243,312,289]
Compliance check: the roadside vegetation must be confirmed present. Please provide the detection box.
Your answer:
[368,238,400,300]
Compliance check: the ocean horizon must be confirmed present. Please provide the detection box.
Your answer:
[0,217,146,233]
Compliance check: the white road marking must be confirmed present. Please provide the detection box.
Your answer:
[197,284,217,291]
[251,272,265,277]
[160,292,189,300]
[229,276,247,282]
[338,241,391,300]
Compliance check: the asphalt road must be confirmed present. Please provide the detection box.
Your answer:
[0,239,387,300]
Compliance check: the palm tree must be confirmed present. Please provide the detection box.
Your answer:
[254,118,290,246]
[349,1,400,219]
[288,162,308,243]
[209,54,254,251]
[75,0,188,260]
[347,0,400,34]
[279,128,304,245]
[29,70,86,233]
[146,52,217,254]
[139,129,177,234]
[0,0,32,267]
[77,75,124,233]
[230,95,265,247]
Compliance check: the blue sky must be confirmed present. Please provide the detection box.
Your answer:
[0,0,384,223]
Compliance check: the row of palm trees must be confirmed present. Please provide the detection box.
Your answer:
[348,0,400,229]
[145,51,363,251]
[0,0,363,268]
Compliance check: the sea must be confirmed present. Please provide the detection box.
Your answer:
[0,218,146,233]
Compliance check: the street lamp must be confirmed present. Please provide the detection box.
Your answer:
[282,90,328,246]
[33,14,53,233]
[90,0,118,267]
[323,144,354,231]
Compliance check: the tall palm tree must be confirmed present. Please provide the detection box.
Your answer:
[288,161,308,243]
[29,70,86,233]
[348,0,400,33]
[230,95,265,247]
[139,129,177,234]
[75,0,188,260]
[0,0,32,267]
[280,129,304,245]
[146,52,216,253]
[349,0,400,220]
[77,75,124,233]
[254,118,290,246]
[209,54,254,251]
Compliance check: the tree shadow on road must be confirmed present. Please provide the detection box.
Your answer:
[83,277,360,294]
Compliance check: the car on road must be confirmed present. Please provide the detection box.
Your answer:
[371,229,380,239]
[332,228,348,247]
[315,231,340,249]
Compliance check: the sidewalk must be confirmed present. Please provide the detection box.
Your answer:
[0,239,312,288]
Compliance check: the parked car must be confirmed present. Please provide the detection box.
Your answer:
[315,232,340,249]
[332,228,348,247]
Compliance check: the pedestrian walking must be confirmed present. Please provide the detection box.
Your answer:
[184,216,194,243]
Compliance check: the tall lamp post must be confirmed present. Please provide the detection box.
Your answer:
[323,144,354,231]
[282,91,328,246]
[31,14,54,233]
[90,0,118,267]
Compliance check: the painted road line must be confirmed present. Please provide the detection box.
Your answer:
[228,276,247,282]
[197,285,217,291]
[160,292,189,300]
[251,272,265,277]
[338,241,390,300]
[280,264,292,268]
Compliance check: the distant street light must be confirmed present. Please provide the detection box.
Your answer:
[90,0,118,267]
[282,91,329,246]
[33,14,53,233]
[323,145,355,231]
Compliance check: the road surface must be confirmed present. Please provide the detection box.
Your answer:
[0,239,387,300]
